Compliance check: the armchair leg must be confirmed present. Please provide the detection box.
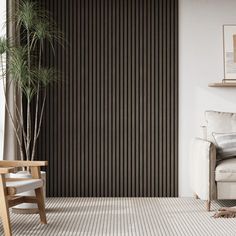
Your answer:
[0,205,11,236]
[0,175,12,236]
[206,200,211,212]
[35,187,47,224]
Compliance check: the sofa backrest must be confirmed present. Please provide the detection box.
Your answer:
[205,111,236,144]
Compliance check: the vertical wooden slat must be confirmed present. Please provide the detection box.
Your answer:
[35,0,179,197]
[135,0,140,197]
[64,0,69,197]
[162,0,167,197]
[123,0,128,197]
[127,0,132,198]
[80,0,85,197]
[112,0,116,197]
[96,0,101,197]
[100,0,104,196]
[131,0,135,197]
[108,0,112,197]
[77,0,81,197]
[154,0,158,197]
[53,0,58,197]
[48,0,52,196]
[104,0,108,197]
[166,0,171,197]
[88,0,93,197]
[119,0,124,197]
[151,0,155,197]
[158,0,163,197]
[175,0,179,197]
[115,0,120,197]
[143,0,147,197]
[170,0,175,197]
[147,0,151,197]
[74,1,80,196]
[139,0,143,197]
[92,0,97,197]
[84,0,89,197]
[69,0,74,197]
[58,0,62,197]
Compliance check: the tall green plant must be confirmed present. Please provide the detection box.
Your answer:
[0,0,62,161]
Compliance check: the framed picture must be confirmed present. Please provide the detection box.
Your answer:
[223,25,236,81]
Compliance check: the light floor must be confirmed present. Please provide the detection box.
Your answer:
[1,198,236,236]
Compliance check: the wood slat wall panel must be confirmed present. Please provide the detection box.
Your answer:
[37,0,178,197]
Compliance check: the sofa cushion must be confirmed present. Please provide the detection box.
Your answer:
[205,111,236,144]
[212,132,236,160]
[215,158,236,182]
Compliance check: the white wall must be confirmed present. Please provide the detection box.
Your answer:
[179,0,236,196]
[0,0,6,160]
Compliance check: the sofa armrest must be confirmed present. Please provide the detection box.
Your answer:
[190,138,217,201]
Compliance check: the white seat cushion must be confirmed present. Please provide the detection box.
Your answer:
[215,158,236,182]
[6,179,43,194]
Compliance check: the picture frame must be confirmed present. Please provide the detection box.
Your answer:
[223,25,236,81]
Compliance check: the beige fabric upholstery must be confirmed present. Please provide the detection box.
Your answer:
[205,111,236,144]
[190,138,217,200]
[6,179,43,194]
[217,182,236,199]
[215,158,236,182]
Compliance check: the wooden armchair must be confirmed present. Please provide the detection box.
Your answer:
[0,161,48,236]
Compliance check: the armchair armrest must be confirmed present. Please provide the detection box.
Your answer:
[0,167,15,174]
[190,138,217,201]
[0,161,48,168]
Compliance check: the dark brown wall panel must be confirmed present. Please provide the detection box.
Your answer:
[38,0,179,197]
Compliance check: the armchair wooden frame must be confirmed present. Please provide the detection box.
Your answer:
[0,161,48,236]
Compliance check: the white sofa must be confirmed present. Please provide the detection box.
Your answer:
[191,111,236,211]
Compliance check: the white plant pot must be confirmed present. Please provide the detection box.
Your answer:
[9,171,46,214]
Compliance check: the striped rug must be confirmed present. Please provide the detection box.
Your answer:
[1,198,236,235]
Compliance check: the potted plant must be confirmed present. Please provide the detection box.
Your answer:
[0,0,62,213]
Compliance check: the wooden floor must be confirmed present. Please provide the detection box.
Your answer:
[1,198,236,235]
